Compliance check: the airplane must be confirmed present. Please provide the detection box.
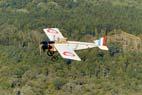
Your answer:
[40,28,108,61]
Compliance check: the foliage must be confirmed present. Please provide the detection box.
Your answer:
[0,0,142,95]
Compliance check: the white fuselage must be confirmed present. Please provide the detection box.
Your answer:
[67,41,97,50]
[51,40,97,51]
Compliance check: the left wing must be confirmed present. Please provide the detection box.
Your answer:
[54,44,81,61]
[43,28,64,41]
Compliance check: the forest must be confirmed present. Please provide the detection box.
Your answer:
[0,0,142,95]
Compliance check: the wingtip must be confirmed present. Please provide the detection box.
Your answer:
[76,58,81,61]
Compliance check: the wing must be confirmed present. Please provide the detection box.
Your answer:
[43,28,64,41]
[67,41,97,50]
[54,44,81,61]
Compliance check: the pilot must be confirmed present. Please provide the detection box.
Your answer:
[40,41,48,52]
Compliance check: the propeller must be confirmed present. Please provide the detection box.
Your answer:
[39,41,48,55]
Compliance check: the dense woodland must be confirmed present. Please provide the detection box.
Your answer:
[0,0,142,95]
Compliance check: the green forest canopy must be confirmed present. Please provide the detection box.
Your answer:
[0,0,142,36]
[0,0,142,95]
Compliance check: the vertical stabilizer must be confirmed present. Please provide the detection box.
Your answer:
[94,36,108,50]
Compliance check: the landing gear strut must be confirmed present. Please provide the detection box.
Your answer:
[47,51,59,61]
[51,55,58,61]
[40,41,59,61]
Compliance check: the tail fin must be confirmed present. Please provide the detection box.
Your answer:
[94,36,109,50]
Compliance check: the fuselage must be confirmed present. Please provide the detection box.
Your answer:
[41,39,97,52]
[50,41,97,52]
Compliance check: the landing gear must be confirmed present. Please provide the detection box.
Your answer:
[47,51,54,56]
[47,51,59,61]
[40,41,58,61]
[51,55,58,61]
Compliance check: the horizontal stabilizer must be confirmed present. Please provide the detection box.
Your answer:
[98,46,108,50]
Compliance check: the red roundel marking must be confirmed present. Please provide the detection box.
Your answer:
[47,28,58,34]
[63,51,75,57]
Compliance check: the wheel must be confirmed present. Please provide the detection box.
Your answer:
[47,51,54,56]
[51,56,58,61]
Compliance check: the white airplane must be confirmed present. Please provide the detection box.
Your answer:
[40,28,108,61]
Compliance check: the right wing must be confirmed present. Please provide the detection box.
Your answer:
[43,28,64,41]
[54,44,81,61]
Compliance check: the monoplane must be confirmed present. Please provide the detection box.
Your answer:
[40,28,108,61]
